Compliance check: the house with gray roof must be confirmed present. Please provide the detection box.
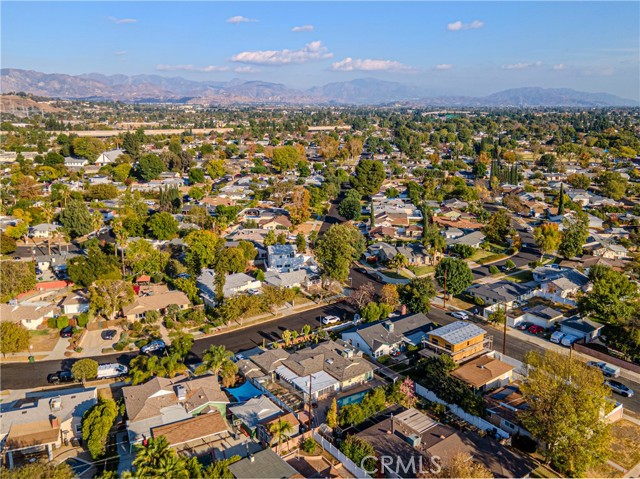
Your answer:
[229,447,299,479]
[96,149,124,166]
[446,230,485,248]
[341,313,436,358]
[559,316,604,343]
[228,396,282,433]
[466,280,535,308]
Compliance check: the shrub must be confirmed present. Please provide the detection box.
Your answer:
[77,313,90,328]
[505,259,516,270]
[201,324,213,334]
[301,437,318,454]
[113,342,126,352]
[377,355,391,365]
[164,318,175,329]
[489,265,500,275]
[47,317,57,328]
[74,347,83,353]
[474,296,485,306]
[151,272,164,283]
[56,316,69,329]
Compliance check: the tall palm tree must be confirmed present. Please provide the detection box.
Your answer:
[58,185,71,208]
[111,217,128,275]
[219,360,239,388]
[269,419,293,453]
[133,436,175,476]
[195,345,234,376]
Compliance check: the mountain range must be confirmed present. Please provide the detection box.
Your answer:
[1,68,637,107]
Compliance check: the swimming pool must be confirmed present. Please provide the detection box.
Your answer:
[337,390,367,407]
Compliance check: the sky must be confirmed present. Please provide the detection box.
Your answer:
[2,1,639,99]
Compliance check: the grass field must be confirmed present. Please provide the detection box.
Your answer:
[468,249,495,263]
[504,270,534,283]
[477,253,508,265]
[410,265,434,276]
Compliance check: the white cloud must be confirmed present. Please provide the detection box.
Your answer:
[292,25,314,32]
[232,41,332,65]
[233,66,259,73]
[553,63,566,70]
[435,64,453,70]
[502,61,543,70]
[447,20,484,31]
[108,16,137,24]
[331,57,415,72]
[227,16,258,24]
[156,64,230,72]
[113,51,128,56]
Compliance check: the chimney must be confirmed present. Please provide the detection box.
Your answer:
[50,416,59,428]
[384,321,394,333]
[401,304,407,315]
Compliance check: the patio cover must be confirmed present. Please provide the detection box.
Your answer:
[225,381,263,402]
[275,365,338,395]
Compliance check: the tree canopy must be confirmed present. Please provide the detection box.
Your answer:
[398,277,437,314]
[351,159,385,196]
[435,257,474,296]
[314,223,366,282]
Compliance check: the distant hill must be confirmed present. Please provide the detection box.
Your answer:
[1,68,637,107]
[0,94,65,117]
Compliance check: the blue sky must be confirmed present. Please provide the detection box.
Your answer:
[2,1,639,99]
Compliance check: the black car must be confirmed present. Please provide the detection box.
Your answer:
[101,329,117,340]
[355,267,368,274]
[60,326,74,338]
[47,370,74,384]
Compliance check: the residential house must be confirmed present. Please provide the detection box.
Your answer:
[485,383,532,438]
[0,388,97,469]
[396,243,430,266]
[0,303,57,330]
[424,321,490,362]
[267,244,304,272]
[223,273,262,298]
[509,304,564,329]
[59,291,90,316]
[228,447,300,479]
[588,242,629,260]
[559,316,604,343]
[228,396,283,435]
[259,215,291,230]
[450,354,514,392]
[29,223,59,238]
[123,375,229,449]
[540,270,590,300]
[121,285,190,321]
[263,270,307,289]
[366,242,399,263]
[256,411,301,447]
[442,227,464,240]
[341,313,436,358]
[64,157,88,168]
[95,149,124,166]
[34,251,80,273]
[466,281,534,310]
[446,231,485,249]
[150,412,230,457]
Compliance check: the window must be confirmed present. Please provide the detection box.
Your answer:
[75,424,82,434]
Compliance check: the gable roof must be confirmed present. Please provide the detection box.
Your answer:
[450,355,514,388]
[151,411,228,446]
[342,313,434,351]
[229,447,300,479]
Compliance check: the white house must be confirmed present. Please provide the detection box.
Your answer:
[59,291,90,316]
[64,157,88,168]
[96,149,124,166]
[266,244,304,272]
[29,223,60,238]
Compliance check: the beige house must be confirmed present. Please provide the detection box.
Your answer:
[122,285,190,321]
[0,303,57,330]
[450,354,514,392]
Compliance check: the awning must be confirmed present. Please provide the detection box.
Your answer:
[225,381,263,402]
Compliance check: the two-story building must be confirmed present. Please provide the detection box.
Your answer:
[423,321,491,362]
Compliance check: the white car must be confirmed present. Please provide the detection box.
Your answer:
[321,315,340,325]
[451,311,469,320]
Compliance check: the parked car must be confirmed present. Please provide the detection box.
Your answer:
[451,311,469,320]
[390,349,401,357]
[60,326,74,338]
[561,334,579,347]
[101,329,117,340]
[355,266,368,275]
[587,361,621,378]
[528,325,545,334]
[605,379,634,397]
[517,321,533,331]
[47,370,74,384]
[321,315,340,325]
[141,340,166,354]
[550,331,565,344]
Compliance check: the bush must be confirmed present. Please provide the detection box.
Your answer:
[301,437,318,454]
[489,265,500,275]
[47,317,58,328]
[377,355,391,365]
[56,316,69,329]
[164,318,175,329]
[474,296,485,306]
[151,272,164,283]
[77,313,90,328]
[113,342,126,352]
[201,324,213,334]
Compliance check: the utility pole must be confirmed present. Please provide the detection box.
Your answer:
[442,269,448,309]
[307,374,313,432]
[502,306,507,355]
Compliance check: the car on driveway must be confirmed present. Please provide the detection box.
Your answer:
[517,321,533,331]
[101,329,117,340]
[355,266,368,275]
[47,370,75,384]
[605,379,634,397]
[587,361,621,378]
[528,325,545,335]
[451,311,469,320]
[141,339,166,354]
[321,315,340,325]
[60,326,74,338]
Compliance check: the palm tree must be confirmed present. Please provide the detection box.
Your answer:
[157,355,187,378]
[111,217,128,275]
[302,324,311,339]
[281,329,292,347]
[195,345,235,376]
[91,210,103,235]
[219,360,238,388]
[133,436,175,475]
[58,185,71,208]
[269,419,293,453]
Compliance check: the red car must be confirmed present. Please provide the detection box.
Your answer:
[528,325,545,334]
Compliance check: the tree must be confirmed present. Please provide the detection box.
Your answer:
[196,345,237,377]
[89,279,135,320]
[437,452,494,479]
[533,222,562,260]
[597,171,628,201]
[2,462,75,479]
[558,216,588,259]
[68,245,121,287]
[82,397,118,459]
[126,238,169,276]
[351,159,385,196]
[287,186,311,225]
[388,253,409,273]
[217,247,247,274]
[538,153,556,172]
[72,137,105,161]
[72,358,99,382]
[133,436,188,479]
[379,284,400,308]
[269,418,294,452]
[169,331,194,360]
[319,135,340,160]
[184,230,221,276]
[206,159,226,179]
[397,377,418,408]
[482,208,512,244]
[315,223,366,282]
[272,145,303,172]
[296,233,307,253]
[520,350,611,477]
[264,229,276,246]
[0,322,30,357]
[188,167,205,184]
[123,129,145,158]
[450,244,475,259]
[276,232,287,245]
[399,277,436,315]
[340,435,376,473]
[338,190,362,221]
[579,265,638,323]
[0,233,17,254]
[0,261,36,302]
[59,199,92,238]
[557,183,565,215]
[348,283,376,310]
[488,305,506,324]
[137,153,164,181]
[147,212,179,240]
[326,397,339,429]
[435,257,474,297]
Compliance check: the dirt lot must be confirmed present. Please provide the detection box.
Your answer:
[609,420,640,470]
[30,329,61,352]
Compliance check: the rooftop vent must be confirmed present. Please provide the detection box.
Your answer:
[175,385,187,401]
[50,397,62,411]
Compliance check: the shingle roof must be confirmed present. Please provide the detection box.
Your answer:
[151,411,228,446]
[229,447,300,479]
[450,355,514,388]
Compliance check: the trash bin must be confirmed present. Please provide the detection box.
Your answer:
[28,355,35,363]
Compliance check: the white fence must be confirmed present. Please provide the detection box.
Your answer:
[414,383,510,439]
[313,431,372,479]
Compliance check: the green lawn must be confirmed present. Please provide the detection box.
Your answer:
[410,265,434,276]
[477,253,508,265]
[504,270,534,283]
[381,269,412,279]
[468,249,494,262]
[531,466,560,478]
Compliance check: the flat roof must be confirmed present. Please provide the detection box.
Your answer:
[429,321,485,345]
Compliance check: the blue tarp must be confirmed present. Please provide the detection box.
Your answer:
[225,381,263,402]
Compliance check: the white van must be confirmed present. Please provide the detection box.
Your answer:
[550,331,565,344]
